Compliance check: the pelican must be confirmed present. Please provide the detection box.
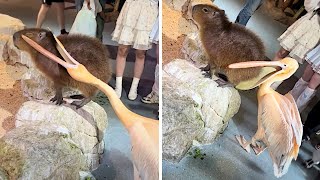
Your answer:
[21,34,159,180]
[229,58,303,178]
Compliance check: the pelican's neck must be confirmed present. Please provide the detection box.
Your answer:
[258,79,275,96]
[258,73,293,96]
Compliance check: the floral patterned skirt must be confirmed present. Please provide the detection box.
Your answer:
[278,12,320,63]
[112,0,158,50]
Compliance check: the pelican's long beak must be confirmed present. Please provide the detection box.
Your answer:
[229,61,285,69]
[21,35,79,69]
[229,60,287,88]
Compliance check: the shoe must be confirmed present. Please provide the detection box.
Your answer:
[302,134,310,142]
[60,29,69,35]
[141,91,159,104]
[128,78,140,100]
[304,159,314,168]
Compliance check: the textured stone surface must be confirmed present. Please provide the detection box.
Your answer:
[0,14,25,35]
[163,2,197,41]
[15,100,108,170]
[5,37,33,67]
[162,59,241,162]
[0,123,86,180]
[21,66,81,101]
[0,14,25,63]
[0,35,10,61]
[181,32,208,68]
[0,61,27,89]
[0,108,12,138]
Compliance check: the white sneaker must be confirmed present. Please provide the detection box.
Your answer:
[128,77,140,100]
[141,91,159,104]
[128,88,138,100]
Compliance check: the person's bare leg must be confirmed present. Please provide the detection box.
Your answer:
[128,49,146,100]
[302,64,315,82]
[55,2,66,32]
[115,45,130,98]
[36,4,50,28]
[296,72,320,111]
[116,45,130,77]
[273,47,290,61]
[133,49,146,79]
[308,73,320,90]
[290,64,313,100]
[290,64,314,101]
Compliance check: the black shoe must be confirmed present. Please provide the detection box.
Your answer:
[304,159,314,168]
[302,134,310,142]
[60,29,69,35]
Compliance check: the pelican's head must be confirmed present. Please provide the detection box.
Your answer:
[228,58,299,89]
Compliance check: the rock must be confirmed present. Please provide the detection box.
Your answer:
[0,61,28,90]
[0,35,10,61]
[164,0,187,11]
[0,14,25,35]
[0,14,25,62]
[5,36,33,67]
[0,123,87,180]
[163,2,197,41]
[21,67,80,101]
[0,108,13,138]
[15,100,108,170]
[20,67,54,100]
[162,59,240,162]
[181,32,208,68]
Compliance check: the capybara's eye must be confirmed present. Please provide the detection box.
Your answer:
[202,8,209,13]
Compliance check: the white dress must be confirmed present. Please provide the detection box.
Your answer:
[112,0,159,50]
[278,0,320,63]
[70,0,102,37]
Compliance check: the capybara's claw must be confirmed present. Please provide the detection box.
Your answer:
[202,71,212,79]
[215,79,233,88]
[50,93,64,105]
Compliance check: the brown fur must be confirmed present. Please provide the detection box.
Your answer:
[192,4,266,86]
[13,28,111,107]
